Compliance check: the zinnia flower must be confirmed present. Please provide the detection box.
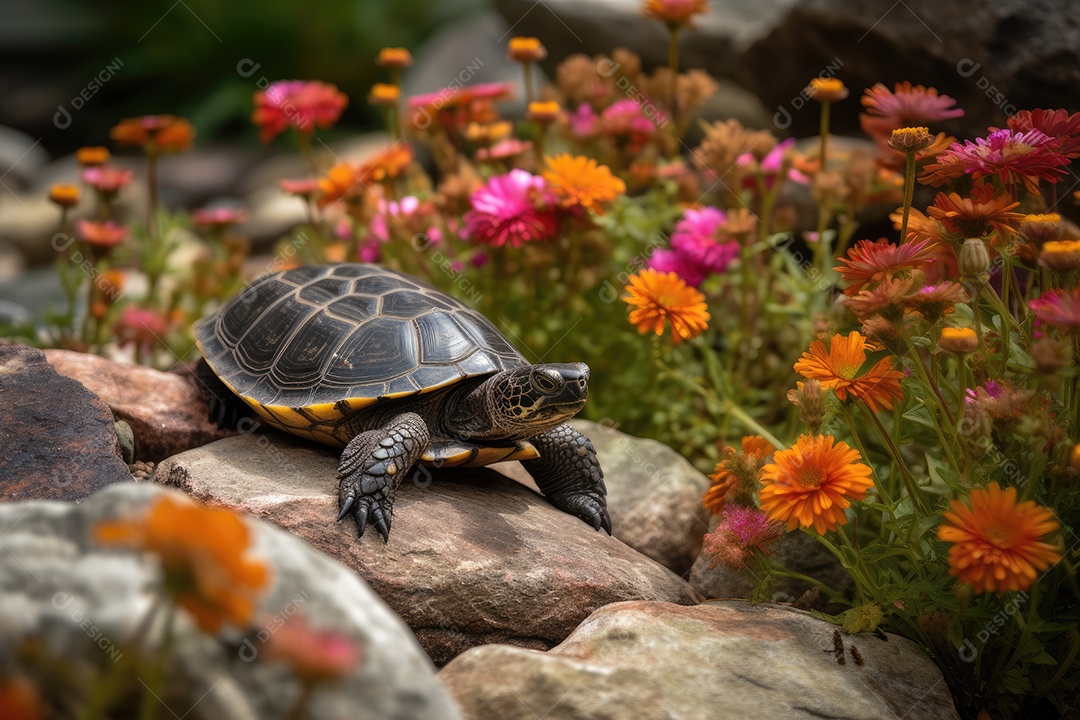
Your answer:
[904,282,969,322]
[110,115,195,154]
[81,166,134,193]
[642,0,708,27]
[759,434,874,534]
[542,154,626,214]
[794,331,904,412]
[834,238,935,296]
[1006,108,1080,158]
[75,219,128,249]
[113,305,170,356]
[1039,240,1080,271]
[461,169,559,248]
[845,275,917,323]
[939,326,978,354]
[648,206,739,287]
[938,483,1061,594]
[376,47,413,69]
[476,138,533,162]
[76,146,110,166]
[623,268,710,344]
[926,184,1024,240]
[508,36,547,63]
[95,494,270,632]
[192,207,249,229]
[1030,288,1080,331]
[806,78,849,104]
[252,80,348,142]
[859,81,964,141]
[48,184,80,207]
[703,505,784,570]
[920,129,1069,195]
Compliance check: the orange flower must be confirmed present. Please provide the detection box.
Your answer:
[263,613,361,683]
[542,154,625,214]
[368,83,401,107]
[75,219,128,249]
[376,47,413,69]
[834,238,936,296]
[527,101,561,123]
[642,0,708,27]
[111,115,195,154]
[95,495,269,633]
[794,331,904,413]
[926,184,1024,240]
[623,268,710,344]
[367,144,414,182]
[318,163,375,208]
[806,78,849,104]
[845,275,917,322]
[508,36,547,63]
[76,146,110,166]
[0,675,43,720]
[759,435,874,534]
[938,326,978,354]
[704,435,775,514]
[48,184,80,207]
[938,483,1061,594]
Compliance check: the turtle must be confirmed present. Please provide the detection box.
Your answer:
[193,263,610,542]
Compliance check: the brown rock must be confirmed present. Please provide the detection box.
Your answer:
[0,344,130,500]
[153,434,701,665]
[44,349,235,462]
[440,600,961,720]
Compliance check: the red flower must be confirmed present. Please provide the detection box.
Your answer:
[81,166,134,193]
[926,183,1024,240]
[835,238,936,296]
[1006,109,1080,158]
[75,220,128,249]
[253,80,348,142]
[111,115,194,154]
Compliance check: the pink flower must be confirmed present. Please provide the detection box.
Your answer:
[75,219,128,249]
[738,138,807,189]
[114,305,169,356]
[1030,288,1080,330]
[569,103,599,141]
[924,129,1069,193]
[367,196,442,249]
[280,178,321,197]
[262,613,361,683]
[461,169,559,248]
[192,207,249,228]
[252,80,348,142]
[703,506,783,571]
[81,166,134,193]
[476,138,533,162]
[600,99,658,139]
[647,248,706,286]
[650,206,739,286]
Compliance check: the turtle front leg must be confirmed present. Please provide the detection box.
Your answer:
[522,423,611,534]
[336,412,430,542]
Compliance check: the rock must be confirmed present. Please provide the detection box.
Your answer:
[0,343,130,501]
[153,434,700,665]
[440,600,961,720]
[44,349,236,463]
[494,420,712,576]
[739,0,1080,139]
[689,517,852,603]
[114,420,135,463]
[0,482,462,720]
[574,420,710,576]
[0,191,60,267]
[0,265,63,318]
[0,125,49,188]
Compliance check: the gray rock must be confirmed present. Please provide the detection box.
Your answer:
[153,434,700,665]
[0,343,130,501]
[440,600,961,720]
[114,420,135,464]
[738,0,1080,139]
[0,482,462,720]
[0,125,49,189]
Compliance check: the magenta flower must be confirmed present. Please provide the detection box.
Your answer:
[192,206,249,228]
[925,129,1070,193]
[81,166,134,193]
[601,99,657,138]
[702,505,783,571]
[252,80,348,142]
[569,104,599,141]
[738,138,808,189]
[649,206,740,286]
[1030,288,1080,331]
[461,169,559,248]
[647,248,707,287]
[476,138,533,162]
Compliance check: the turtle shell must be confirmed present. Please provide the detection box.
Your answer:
[195,264,527,445]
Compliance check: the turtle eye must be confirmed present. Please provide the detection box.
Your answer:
[530,370,561,394]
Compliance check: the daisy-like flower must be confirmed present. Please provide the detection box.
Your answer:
[759,434,874,534]
[623,268,710,344]
[938,483,1061,594]
[252,80,348,143]
[601,99,660,140]
[75,219,128,249]
[1019,213,1063,245]
[703,505,784,570]
[1030,288,1080,331]
[461,169,559,248]
[81,166,134,194]
[921,129,1069,195]
[1039,239,1080,271]
[376,47,413,70]
[569,104,600,141]
[834,238,935,296]
[527,100,561,124]
[904,282,969,323]
[262,613,361,683]
[367,83,400,107]
[859,81,964,140]
[794,331,904,412]
[95,494,270,633]
[704,435,774,514]
[845,275,918,323]
[649,206,739,287]
[48,184,79,208]
[646,248,707,286]
[926,184,1024,240]
[1006,108,1080,158]
[642,0,708,28]
[476,138,533,162]
[508,36,547,63]
[886,126,931,153]
[110,115,195,154]
[542,154,626,214]
[806,78,849,104]
[280,177,321,197]
[318,162,374,208]
[192,207,249,229]
[113,305,171,356]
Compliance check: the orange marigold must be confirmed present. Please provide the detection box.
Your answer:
[542,154,625,214]
[938,483,1061,594]
[794,331,904,413]
[95,495,270,633]
[759,435,874,534]
[623,268,710,344]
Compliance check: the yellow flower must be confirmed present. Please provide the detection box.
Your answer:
[623,268,710,344]
[48,184,80,208]
[1039,239,1080,271]
[76,146,110,166]
[527,101,561,123]
[887,126,931,153]
[806,78,849,103]
[759,435,874,534]
[508,36,547,63]
[938,326,978,354]
[368,83,401,107]
[376,47,413,69]
[542,154,625,214]
[938,483,1061,594]
[95,495,270,633]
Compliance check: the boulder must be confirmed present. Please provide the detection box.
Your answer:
[0,482,462,720]
[153,434,700,665]
[739,0,1080,139]
[44,349,235,463]
[0,343,130,501]
[440,600,961,720]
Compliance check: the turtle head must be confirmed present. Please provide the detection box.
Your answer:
[453,362,590,440]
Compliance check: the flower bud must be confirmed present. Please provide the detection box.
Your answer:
[507,36,547,63]
[786,380,827,435]
[48,184,80,207]
[526,100,560,124]
[1020,213,1062,246]
[376,47,413,70]
[806,77,849,103]
[938,326,978,354]
[1031,336,1070,374]
[1039,239,1080,271]
[959,237,990,280]
[887,126,931,153]
[367,83,400,107]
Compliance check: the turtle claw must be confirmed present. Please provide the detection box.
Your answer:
[336,495,355,522]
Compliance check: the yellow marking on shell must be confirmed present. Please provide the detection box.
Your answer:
[420,441,539,468]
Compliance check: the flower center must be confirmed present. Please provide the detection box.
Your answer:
[796,467,825,489]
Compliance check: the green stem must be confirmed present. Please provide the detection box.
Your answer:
[770,565,844,603]
[900,150,916,243]
[840,403,893,508]
[522,62,535,106]
[865,408,932,516]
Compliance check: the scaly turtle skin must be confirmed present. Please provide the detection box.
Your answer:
[194,263,609,542]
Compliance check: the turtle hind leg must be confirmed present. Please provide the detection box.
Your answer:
[194,358,254,431]
[336,412,430,542]
[522,423,611,535]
